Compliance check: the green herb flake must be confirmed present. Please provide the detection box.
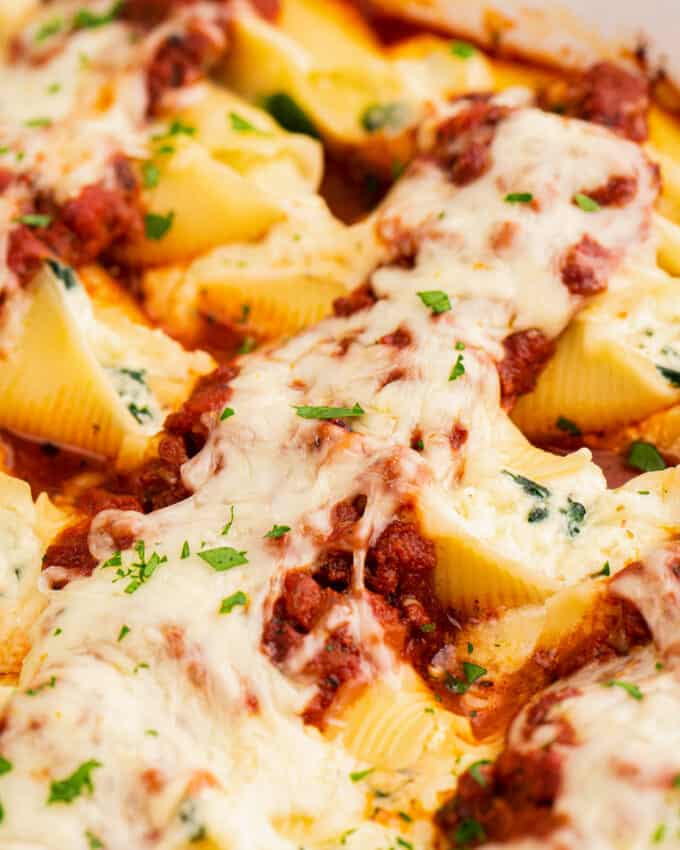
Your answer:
[102,551,122,568]
[449,354,465,382]
[671,773,680,788]
[85,831,104,849]
[527,504,549,523]
[263,92,319,138]
[454,816,486,847]
[238,336,257,355]
[117,625,130,642]
[592,561,610,578]
[166,119,196,137]
[221,505,235,536]
[220,406,235,421]
[398,811,413,823]
[656,364,680,388]
[502,470,550,500]
[396,838,413,850]
[505,192,533,204]
[0,756,12,776]
[16,213,52,228]
[133,662,149,673]
[127,402,153,424]
[463,661,487,684]
[603,680,643,700]
[24,116,53,128]
[112,542,167,594]
[340,828,357,844]
[48,760,102,804]
[47,258,78,289]
[294,403,364,420]
[420,622,436,633]
[450,40,476,59]
[26,676,56,696]
[467,642,474,654]
[265,524,291,539]
[36,17,63,41]
[145,729,158,736]
[349,767,374,783]
[144,211,174,241]
[54,628,62,636]
[198,547,248,572]
[181,541,190,559]
[556,416,581,436]
[573,192,601,212]
[73,1,122,29]
[141,161,159,189]
[652,824,666,844]
[627,440,666,473]
[468,759,491,787]
[417,290,451,314]
[229,112,259,133]
[220,591,248,614]
[360,101,408,134]
[561,497,586,538]
[47,82,62,95]
[656,662,665,671]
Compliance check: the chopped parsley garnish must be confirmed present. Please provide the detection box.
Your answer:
[133,662,149,673]
[73,1,122,29]
[561,497,586,537]
[502,470,550,500]
[0,756,12,776]
[47,82,62,95]
[166,119,195,137]
[36,17,63,41]
[392,159,405,181]
[262,92,319,138]
[265,524,290,539]
[220,407,235,421]
[450,40,476,58]
[417,290,451,314]
[127,402,153,424]
[54,628,62,636]
[47,258,78,289]
[26,676,56,696]
[178,799,207,843]
[449,354,465,381]
[117,625,130,642]
[398,811,413,823]
[505,192,533,204]
[604,680,643,700]
[445,662,488,695]
[573,192,601,212]
[238,336,257,354]
[656,364,680,388]
[144,211,174,241]
[15,214,52,228]
[467,642,474,654]
[229,112,259,133]
[527,505,549,523]
[672,773,680,788]
[107,541,167,594]
[181,541,190,559]
[145,729,158,736]
[294,403,364,420]
[24,116,52,128]
[360,101,408,134]
[556,416,581,436]
[85,831,103,849]
[396,838,413,850]
[102,551,121,568]
[141,161,159,189]
[198,546,248,572]
[349,767,374,782]
[468,759,491,787]
[592,561,610,578]
[454,816,486,847]
[48,760,102,804]
[652,824,666,843]
[119,367,146,384]
[219,591,248,614]
[221,505,235,536]
[627,440,666,473]
[420,623,436,633]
